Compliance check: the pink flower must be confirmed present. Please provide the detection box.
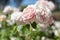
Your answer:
[22,5,36,23]
[35,4,54,26]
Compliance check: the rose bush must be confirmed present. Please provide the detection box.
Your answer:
[0,0,59,40]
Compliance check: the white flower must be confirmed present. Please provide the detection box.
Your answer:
[54,21,60,29]
[41,36,46,40]
[35,4,53,24]
[11,11,23,24]
[35,0,55,11]
[3,6,13,14]
[0,15,6,22]
[48,1,55,10]
[54,30,59,37]
[10,37,16,40]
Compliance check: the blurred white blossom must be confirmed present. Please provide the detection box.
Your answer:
[3,6,20,14]
[11,11,24,24]
[54,30,59,37]
[3,6,13,14]
[48,1,55,10]
[41,36,46,40]
[0,15,6,22]
[10,37,16,40]
[35,0,55,11]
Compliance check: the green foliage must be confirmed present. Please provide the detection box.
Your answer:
[0,20,59,40]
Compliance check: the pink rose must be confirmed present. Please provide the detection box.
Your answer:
[35,6,50,23]
[22,5,36,23]
[35,4,53,26]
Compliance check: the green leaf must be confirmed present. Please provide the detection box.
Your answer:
[17,25,23,32]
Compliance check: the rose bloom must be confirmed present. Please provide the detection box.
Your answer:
[0,15,6,22]
[22,5,36,24]
[35,4,54,26]
[3,6,13,14]
[11,11,23,24]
